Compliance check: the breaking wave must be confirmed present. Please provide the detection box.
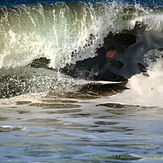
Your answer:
[0,1,163,99]
[0,2,162,69]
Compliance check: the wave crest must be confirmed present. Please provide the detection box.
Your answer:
[0,2,162,69]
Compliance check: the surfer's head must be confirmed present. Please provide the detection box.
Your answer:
[106,46,117,58]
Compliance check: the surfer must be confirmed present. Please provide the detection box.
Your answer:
[94,46,125,81]
[60,45,126,81]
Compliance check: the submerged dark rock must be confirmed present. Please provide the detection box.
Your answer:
[28,57,50,69]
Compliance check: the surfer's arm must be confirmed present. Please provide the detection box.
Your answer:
[114,60,124,69]
[109,59,124,69]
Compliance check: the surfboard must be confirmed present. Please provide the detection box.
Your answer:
[80,79,128,91]
[84,80,123,85]
[80,78,127,86]
[77,79,128,91]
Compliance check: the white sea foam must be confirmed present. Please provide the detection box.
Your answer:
[108,55,163,107]
[0,2,162,69]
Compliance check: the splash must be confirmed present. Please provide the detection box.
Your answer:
[0,1,163,99]
[0,2,162,69]
[108,50,163,107]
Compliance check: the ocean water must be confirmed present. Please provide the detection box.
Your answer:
[0,0,163,162]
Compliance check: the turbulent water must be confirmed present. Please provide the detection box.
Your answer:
[0,1,163,69]
[0,0,163,97]
[0,0,163,162]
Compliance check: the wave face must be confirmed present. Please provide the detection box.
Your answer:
[0,2,162,69]
[0,0,163,7]
[0,1,163,98]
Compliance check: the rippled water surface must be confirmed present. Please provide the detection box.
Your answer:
[0,91,163,163]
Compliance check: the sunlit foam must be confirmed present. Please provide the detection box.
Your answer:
[108,56,163,107]
[0,2,162,69]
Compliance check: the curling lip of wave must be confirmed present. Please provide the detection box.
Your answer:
[0,2,162,69]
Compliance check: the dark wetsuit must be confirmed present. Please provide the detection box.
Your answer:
[60,47,125,81]
[96,57,124,81]
[95,48,124,81]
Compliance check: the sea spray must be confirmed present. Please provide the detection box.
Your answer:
[0,2,162,69]
[108,50,163,107]
[0,1,163,99]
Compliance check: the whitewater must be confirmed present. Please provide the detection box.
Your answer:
[0,0,163,162]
